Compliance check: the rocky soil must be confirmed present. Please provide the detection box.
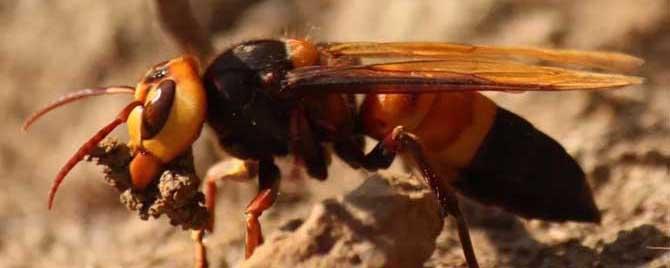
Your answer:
[1,1,668,267]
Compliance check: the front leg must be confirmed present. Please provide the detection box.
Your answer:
[364,126,480,268]
[192,158,258,268]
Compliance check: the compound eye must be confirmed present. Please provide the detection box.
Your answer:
[142,79,176,139]
[142,60,170,84]
[150,66,168,80]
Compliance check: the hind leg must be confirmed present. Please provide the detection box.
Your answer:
[366,126,480,268]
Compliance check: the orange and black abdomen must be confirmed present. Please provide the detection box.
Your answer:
[361,92,600,223]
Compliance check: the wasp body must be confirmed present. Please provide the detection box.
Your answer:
[25,38,643,268]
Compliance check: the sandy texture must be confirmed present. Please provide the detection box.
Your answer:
[1,1,668,267]
[242,175,443,268]
[87,140,209,230]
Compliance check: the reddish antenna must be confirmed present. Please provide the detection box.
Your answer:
[46,101,141,209]
[23,86,134,131]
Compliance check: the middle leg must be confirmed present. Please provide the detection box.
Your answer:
[244,159,280,258]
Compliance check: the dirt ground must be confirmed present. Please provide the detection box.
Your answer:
[1,0,668,267]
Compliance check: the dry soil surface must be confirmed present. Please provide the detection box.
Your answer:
[1,1,668,267]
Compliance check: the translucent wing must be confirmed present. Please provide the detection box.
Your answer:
[284,58,643,95]
[320,42,644,73]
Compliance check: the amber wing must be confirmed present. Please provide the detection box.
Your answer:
[320,42,643,72]
[284,42,643,95]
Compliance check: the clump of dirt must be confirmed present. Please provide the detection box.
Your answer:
[599,225,670,267]
[86,139,209,230]
[243,174,444,268]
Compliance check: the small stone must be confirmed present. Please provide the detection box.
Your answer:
[242,174,444,268]
[599,224,670,267]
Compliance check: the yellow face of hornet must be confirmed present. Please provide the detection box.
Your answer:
[127,56,207,163]
[23,55,207,208]
[125,56,207,189]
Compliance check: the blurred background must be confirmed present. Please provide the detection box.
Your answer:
[1,0,668,267]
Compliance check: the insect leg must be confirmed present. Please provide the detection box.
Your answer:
[202,159,259,231]
[192,230,208,268]
[333,136,367,169]
[289,108,328,180]
[374,126,480,268]
[244,159,280,259]
[191,158,258,268]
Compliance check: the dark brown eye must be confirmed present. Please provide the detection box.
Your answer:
[142,79,176,139]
